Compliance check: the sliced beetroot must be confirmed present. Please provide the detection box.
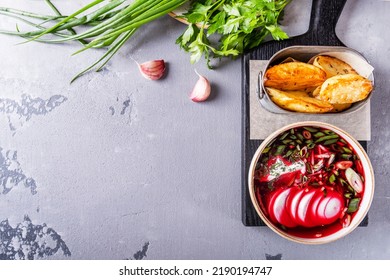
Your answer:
[315,190,344,225]
[267,189,283,224]
[285,186,299,217]
[288,188,305,225]
[323,193,344,224]
[296,189,317,227]
[316,195,333,225]
[272,188,297,228]
[307,189,325,227]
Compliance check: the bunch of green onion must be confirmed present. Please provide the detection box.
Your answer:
[0,0,188,82]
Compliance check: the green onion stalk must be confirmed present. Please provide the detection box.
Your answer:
[0,0,189,82]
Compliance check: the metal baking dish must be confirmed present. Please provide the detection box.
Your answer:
[257,46,375,114]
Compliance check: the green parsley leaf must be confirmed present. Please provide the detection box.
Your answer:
[176,0,291,67]
[266,25,289,40]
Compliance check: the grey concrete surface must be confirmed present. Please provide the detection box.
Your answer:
[0,0,389,260]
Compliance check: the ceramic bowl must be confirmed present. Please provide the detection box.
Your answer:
[248,121,374,244]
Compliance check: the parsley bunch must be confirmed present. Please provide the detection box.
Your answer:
[176,0,291,67]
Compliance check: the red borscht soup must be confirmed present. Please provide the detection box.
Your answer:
[254,126,365,238]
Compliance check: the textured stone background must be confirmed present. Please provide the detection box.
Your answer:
[0,0,389,260]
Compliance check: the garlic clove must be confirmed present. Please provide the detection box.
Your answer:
[190,70,211,102]
[138,59,166,80]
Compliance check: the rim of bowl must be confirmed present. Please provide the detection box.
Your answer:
[248,121,375,244]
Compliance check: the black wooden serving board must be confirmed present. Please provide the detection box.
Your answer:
[241,0,369,227]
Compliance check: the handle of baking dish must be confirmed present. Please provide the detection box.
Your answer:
[256,71,264,100]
